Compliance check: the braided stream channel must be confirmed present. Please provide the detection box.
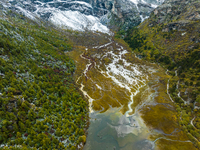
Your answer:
[67,37,197,150]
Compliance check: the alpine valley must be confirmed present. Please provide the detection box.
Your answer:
[0,0,200,150]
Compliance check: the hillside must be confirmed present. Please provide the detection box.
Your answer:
[119,0,200,148]
[0,9,90,149]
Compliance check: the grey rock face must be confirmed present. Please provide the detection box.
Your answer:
[83,0,163,30]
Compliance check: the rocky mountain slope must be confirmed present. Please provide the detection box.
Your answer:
[0,0,164,33]
[120,0,200,148]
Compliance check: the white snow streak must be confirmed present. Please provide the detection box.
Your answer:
[50,10,110,34]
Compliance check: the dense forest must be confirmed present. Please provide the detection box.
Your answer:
[116,14,200,148]
[0,11,89,149]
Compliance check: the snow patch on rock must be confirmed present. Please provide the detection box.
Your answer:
[50,10,109,33]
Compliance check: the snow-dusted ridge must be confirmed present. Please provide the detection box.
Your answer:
[1,0,110,34]
[1,0,165,34]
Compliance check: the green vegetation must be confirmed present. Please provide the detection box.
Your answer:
[116,12,200,148]
[0,11,88,149]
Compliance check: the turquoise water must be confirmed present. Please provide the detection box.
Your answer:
[84,108,153,150]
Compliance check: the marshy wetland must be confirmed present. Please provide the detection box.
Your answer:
[68,37,197,150]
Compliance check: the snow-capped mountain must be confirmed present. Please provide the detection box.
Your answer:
[0,0,165,33]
